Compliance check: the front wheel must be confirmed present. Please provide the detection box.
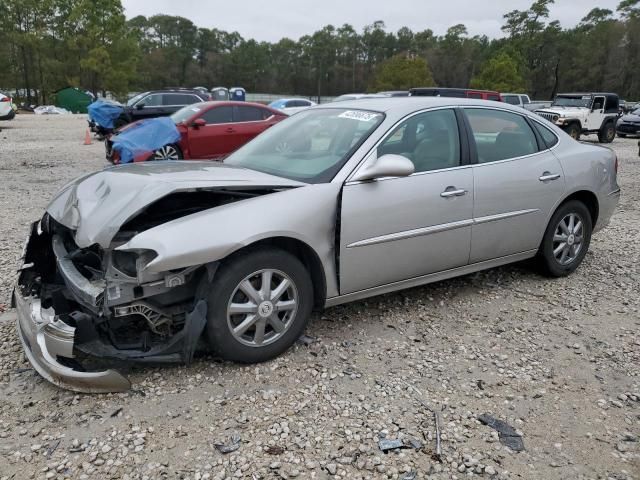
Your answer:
[203,248,313,363]
[565,123,581,140]
[598,123,616,143]
[153,144,182,161]
[537,200,592,277]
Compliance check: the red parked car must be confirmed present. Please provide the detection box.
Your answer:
[106,101,287,163]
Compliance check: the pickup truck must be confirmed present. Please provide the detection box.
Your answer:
[501,93,550,111]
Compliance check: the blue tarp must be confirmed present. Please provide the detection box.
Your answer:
[112,117,181,164]
[88,99,124,129]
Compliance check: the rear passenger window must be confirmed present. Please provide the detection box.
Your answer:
[467,93,482,99]
[532,121,559,148]
[234,106,264,122]
[378,109,460,173]
[465,108,539,163]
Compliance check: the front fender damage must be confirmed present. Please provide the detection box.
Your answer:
[14,221,210,393]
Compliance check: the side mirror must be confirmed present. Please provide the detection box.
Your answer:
[351,154,415,182]
[192,118,206,128]
[135,103,144,110]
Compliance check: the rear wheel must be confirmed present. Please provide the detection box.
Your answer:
[598,122,616,143]
[565,123,581,140]
[153,144,182,161]
[537,200,592,277]
[203,248,313,363]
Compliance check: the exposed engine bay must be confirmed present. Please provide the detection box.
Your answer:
[14,187,280,388]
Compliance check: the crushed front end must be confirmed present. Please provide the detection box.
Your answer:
[14,216,207,393]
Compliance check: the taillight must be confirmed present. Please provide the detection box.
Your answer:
[0,97,10,102]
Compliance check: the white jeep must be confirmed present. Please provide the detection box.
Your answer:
[535,93,619,143]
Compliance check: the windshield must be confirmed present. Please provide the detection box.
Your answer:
[269,100,286,109]
[170,104,203,124]
[552,95,591,108]
[224,108,384,183]
[126,92,147,106]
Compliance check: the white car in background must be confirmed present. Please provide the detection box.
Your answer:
[0,93,15,120]
[268,98,316,115]
[332,93,390,102]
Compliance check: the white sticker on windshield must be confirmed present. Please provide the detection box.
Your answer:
[338,110,379,122]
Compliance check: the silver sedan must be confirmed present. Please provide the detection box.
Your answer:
[14,98,620,392]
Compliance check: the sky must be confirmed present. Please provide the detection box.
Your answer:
[121,0,622,42]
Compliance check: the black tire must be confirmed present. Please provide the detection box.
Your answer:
[598,122,616,143]
[565,123,581,140]
[537,200,592,277]
[203,248,313,363]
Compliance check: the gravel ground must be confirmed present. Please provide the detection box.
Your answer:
[0,114,638,480]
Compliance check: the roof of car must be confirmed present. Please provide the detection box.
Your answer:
[557,92,618,97]
[197,100,277,108]
[312,96,525,115]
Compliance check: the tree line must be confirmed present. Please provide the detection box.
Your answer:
[1,0,639,104]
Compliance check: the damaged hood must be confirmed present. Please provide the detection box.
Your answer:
[46,161,306,248]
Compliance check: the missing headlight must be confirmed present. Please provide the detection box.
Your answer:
[112,250,158,278]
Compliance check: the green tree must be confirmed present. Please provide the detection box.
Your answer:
[370,55,434,91]
[470,52,526,92]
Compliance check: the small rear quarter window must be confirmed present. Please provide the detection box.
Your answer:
[533,121,559,148]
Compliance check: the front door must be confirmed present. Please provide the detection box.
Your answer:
[463,107,566,263]
[339,108,474,294]
[587,95,606,131]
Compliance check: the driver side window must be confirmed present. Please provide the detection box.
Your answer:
[593,97,605,110]
[377,109,460,173]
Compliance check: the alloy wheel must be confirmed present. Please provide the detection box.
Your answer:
[154,145,180,161]
[552,213,584,265]
[226,269,298,347]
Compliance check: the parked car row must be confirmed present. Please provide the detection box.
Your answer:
[106,101,286,163]
[16,96,620,392]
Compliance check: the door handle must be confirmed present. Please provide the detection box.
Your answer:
[226,127,235,133]
[539,172,561,182]
[440,188,467,198]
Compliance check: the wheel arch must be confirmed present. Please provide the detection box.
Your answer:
[225,236,327,311]
[555,189,599,227]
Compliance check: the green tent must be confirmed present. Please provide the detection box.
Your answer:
[54,87,93,113]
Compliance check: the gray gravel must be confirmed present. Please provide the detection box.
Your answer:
[0,114,638,480]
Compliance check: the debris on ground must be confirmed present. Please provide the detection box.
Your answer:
[478,413,525,452]
[214,433,241,454]
[297,334,315,346]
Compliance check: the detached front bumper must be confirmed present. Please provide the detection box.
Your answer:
[14,291,130,393]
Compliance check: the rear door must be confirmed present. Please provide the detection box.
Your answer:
[186,105,234,158]
[132,93,165,120]
[463,107,566,263]
[162,93,202,115]
[231,105,272,149]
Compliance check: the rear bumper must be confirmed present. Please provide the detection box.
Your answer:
[14,290,130,393]
[0,109,16,121]
[594,188,621,233]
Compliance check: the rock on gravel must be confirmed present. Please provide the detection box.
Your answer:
[1,115,639,480]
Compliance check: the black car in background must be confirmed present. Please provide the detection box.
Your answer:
[89,89,209,133]
[617,107,640,137]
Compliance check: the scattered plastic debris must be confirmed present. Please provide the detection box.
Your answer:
[265,445,285,455]
[378,437,423,453]
[400,472,417,480]
[110,407,123,417]
[297,334,315,346]
[214,433,241,454]
[478,414,525,452]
